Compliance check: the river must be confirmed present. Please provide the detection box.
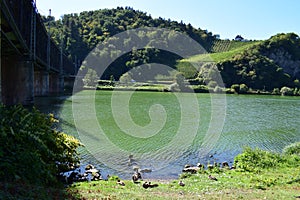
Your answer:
[34,91,300,179]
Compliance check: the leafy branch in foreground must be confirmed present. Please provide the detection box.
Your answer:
[0,104,83,186]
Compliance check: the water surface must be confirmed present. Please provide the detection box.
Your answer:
[36,91,300,179]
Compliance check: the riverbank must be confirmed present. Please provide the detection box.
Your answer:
[65,145,300,199]
[92,83,300,96]
[66,163,300,199]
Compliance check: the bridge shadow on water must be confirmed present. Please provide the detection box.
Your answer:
[31,95,70,115]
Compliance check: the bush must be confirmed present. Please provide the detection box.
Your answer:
[207,80,218,89]
[234,147,282,172]
[280,86,293,96]
[231,84,240,94]
[272,88,280,95]
[283,142,300,156]
[239,84,249,94]
[0,105,82,186]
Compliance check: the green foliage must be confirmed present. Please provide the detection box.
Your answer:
[283,142,300,156]
[174,72,185,87]
[45,7,217,80]
[119,72,133,85]
[272,88,281,95]
[230,84,240,93]
[207,80,218,89]
[260,33,300,60]
[83,68,99,87]
[239,83,249,94]
[176,61,198,79]
[180,33,300,91]
[234,147,283,172]
[280,86,294,96]
[46,8,300,92]
[0,105,82,186]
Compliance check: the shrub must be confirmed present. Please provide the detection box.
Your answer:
[231,84,240,94]
[0,105,82,186]
[213,86,224,93]
[234,147,282,172]
[280,86,293,96]
[207,80,218,89]
[239,84,249,94]
[272,88,280,95]
[283,142,300,156]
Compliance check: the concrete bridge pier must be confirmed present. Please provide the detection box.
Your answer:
[1,55,34,105]
[34,69,50,96]
[59,75,65,94]
[49,73,62,94]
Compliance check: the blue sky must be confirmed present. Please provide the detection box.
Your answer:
[36,0,300,40]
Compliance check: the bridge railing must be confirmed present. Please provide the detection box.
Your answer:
[3,0,76,76]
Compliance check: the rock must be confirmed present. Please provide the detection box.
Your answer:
[85,164,95,170]
[85,168,99,173]
[182,166,200,174]
[91,172,102,181]
[196,163,204,168]
[184,164,191,168]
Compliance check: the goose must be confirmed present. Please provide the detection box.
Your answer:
[132,172,142,182]
[178,180,185,187]
[208,175,218,181]
[117,180,125,186]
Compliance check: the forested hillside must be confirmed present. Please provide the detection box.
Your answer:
[44,7,216,69]
[184,33,300,92]
[44,7,300,92]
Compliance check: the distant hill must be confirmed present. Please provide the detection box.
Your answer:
[45,7,300,91]
[44,7,216,71]
[181,33,300,91]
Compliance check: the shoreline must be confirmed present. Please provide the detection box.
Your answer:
[81,85,300,96]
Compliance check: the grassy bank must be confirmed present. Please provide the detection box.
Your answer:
[66,145,300,199]
[66,166,300,199]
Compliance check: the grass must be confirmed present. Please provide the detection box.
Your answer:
[180,40,260,63]
[65,145,300,199]
[66,166,300,199]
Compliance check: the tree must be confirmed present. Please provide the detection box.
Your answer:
[83,68,99,87]
[280,86,293,96]
[119,72,133,85]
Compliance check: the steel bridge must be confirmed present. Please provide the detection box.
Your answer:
[1,0,77,105]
